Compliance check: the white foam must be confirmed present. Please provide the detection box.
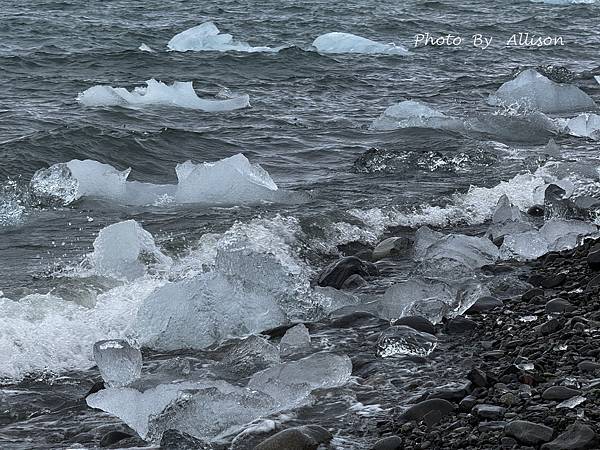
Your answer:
[168,22,282,53]
[312,32,409,55]
[77,79,250,111]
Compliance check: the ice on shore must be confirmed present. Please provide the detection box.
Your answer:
[93,339,142,387]
[565,113,600,139]
[312,32,409,55]
[218,335,280,377]
[279,323,311,356]
[488,69,596,113]
[499,230,550,261]
[371,100,461,131]
[91,220,172,281]
[540,219,598,251]
[77,79,250,111]
[30,154,284,206]
[168,22,281,53]
[377,325,437,357]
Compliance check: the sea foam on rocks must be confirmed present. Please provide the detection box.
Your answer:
[312,32,409,55]
[30,154,287,206]
[77,79,250,111]
[488,69,597,113]
[168,21,281,53]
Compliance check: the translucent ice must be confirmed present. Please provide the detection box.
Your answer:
[91,220,172,281]
[30,159,130,206]
[488,69,596,113]
[135,273,288,351]
[175,154,278,204]
[78,79,250,111]
[376,325,437,357]
[218,335,280,377]
[93,339,142,387]
[565,113,600,140]
[499,230,550,261]
[540,219,598,251]
[168,22,281,53]
[312,32,409,55]
[279,324,311,357]
[248,352,352,403]
[492,195,524,223]
[371,100,461,131]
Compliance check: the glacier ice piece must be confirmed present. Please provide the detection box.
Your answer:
[78,79,250,111]
[565,113,600,140]
[499,231,550,261]
[175,154,278,204]
[135,273,288,351]
[540,219,598,251]
[219,335,280,377]
[91,220,172,281]
[312,32,409,55]
[168,22,281,53]
[279,324,311,356]
[492,195,524,223]
[139,43,155,52]
[376,325,437,357]
[371,100,462,131]
[93,339,142,387]
[488,69,596,113]
[248,352,352,403]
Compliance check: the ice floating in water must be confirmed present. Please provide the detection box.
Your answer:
[168,22,281,53]
[138,43,155,52]
[312,32,409,55]
[93,339,142,387]
[565,113,600,139]
[376,325,437,357]
[595,76,600,85]
[77,79,250,111]
[279,323,311,356]
[218,335,280,377]
[91,220,172,281]
[371,100,460,131]
[30,154,287,206]
[531,0,597,4]
[488,69,596,113]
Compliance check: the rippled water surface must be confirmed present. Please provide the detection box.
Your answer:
[1,0,600,448]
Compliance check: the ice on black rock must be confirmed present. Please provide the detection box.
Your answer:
[376,325,437,357]
[218,335,280,377]
[279,324,311,357]
[93,339,142,388]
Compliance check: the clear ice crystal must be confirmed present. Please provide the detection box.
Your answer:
[499,230,550,261]
[279,324,311,357]
[219,335,280,377]
[93,339,142,388]
[376,325,437,357]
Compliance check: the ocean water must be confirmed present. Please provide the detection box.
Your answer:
[1,0,600,448]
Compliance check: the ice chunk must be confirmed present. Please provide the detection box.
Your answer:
[493,195,523,223]
[248,352,352,403]
[488,69,596,113]
[91,220,172,281]
[487,220,536,242]
[499,231,550,261]
[279,324,311,357]
[371,100,462,131]
[139,43,156,52]
[30,160,130,205]
[540,219,598,251]
[175,154,278,204]
[77,79,250,112]
[218,335,280,377]
[565,113,600,140]
[135,273,288,351]
[312,32,409,55]
[531,0,597,4]
[93,339,142,387]
[595,75,600,85]
[168,22,281,53]
[376,325,437,357]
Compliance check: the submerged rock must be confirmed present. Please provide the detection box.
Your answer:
[317,256,378,289]
[218,335,280,377]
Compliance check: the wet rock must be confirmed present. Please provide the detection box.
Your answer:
[159,429,213,449]
[427,383,471,402]
[585,273,600,291]
[372,435,403,450]
[459,394,477,411]
[466,296,503,314]
[100,431,136,448]
[541,421,597,450]
[541,273,567,289]
[372,237,411,261]
[341,274,367,289]
[255,425,332,450]
[402,399,455,422]
[445,316,477,334]
[523,288,544,301]
[329,311,387,328]
[84,380,105,399]
[391,316,436,335]
[528,205,545,217]
[317,256,378,289]
[479,421,507,432]
[506,420,554,445]
[587,248,600,270]
[542,386,581,401]
[473,404,506,420]
[578,360,600,372]
[537,318,561,335]
[545,298,575,314]
[468,367,490,388]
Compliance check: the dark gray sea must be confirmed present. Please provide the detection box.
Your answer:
[1,0,600,448]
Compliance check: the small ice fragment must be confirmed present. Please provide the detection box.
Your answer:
[93,339,142,387]
[376,325,437,357]
[312,32,409,55]
[139,43,156,53]
[565,113,600,140]
[516,362,535,371]
[595,75,600,85]
[219,335,280,377]
[519,315,538,322]
[279,324,311,356]
[557,395,586,409]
